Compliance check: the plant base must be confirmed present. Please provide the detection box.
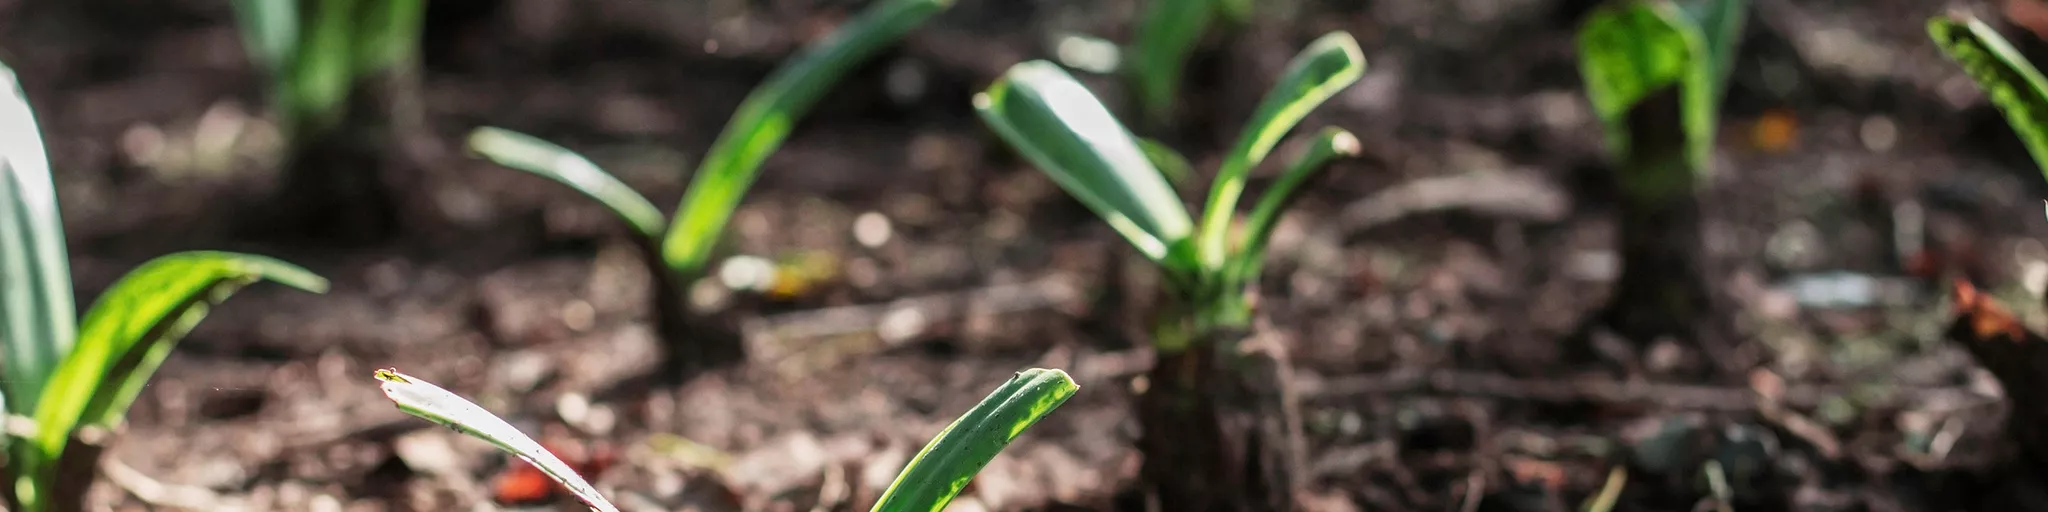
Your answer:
[1589,189,1744,375]
[1136,327,1303,511]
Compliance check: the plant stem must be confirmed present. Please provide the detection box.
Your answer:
[638,242,744,374]
[1137,296,1302,511]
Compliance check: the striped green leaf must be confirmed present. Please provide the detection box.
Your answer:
[20,252,326,511]
[1195,31,1364,271]
[1930,12,2048,179]
[975,61,1197,272]
[871,368,1078,512]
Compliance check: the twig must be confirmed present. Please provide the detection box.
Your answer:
[101,457,240,512]
[1296,369,1980,412]
[741,275,1083,363]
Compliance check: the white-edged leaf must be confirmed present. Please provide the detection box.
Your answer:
[374,369,620,512]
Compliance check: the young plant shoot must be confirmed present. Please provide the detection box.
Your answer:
[1127,0,1251,128]
[466,0,953,369]
[375,367,1076,512]
[0,60,329,512]
[1929,12,2048,179]
[230,0,428,242]
[1574,0,1746,362]
[975,31,1364,510]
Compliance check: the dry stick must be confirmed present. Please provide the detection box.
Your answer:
[1295,369,1982,411]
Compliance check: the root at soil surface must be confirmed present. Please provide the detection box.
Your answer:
[1137,328,1304,511]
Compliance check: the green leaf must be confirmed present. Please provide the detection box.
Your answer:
[1575,0,1734,199]
[1226,127,1360,287]
[229,0,300,73]
[974,60,1197,271]
[870,368,1078,512]
[1136,137,1196,188]
[283,0,362,135]
[21,252,326,507]
[661,0,953,275]
[1128,0,1217,125]
[375,369,621,512]
[468,127,668,240]
[1195,31,1364,272]
[1930,12,2048,178]
[0,59,76,418]
[1675,0,1748,104]
[352,0,425,75]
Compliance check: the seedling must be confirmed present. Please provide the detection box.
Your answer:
[231,0,424,139]
[1929,12,2048,179]
[375,367,1076,512]
[1573,0,1746,355]
[467,0,952,369]
[974,31,1363,509]
[0,61,329,512]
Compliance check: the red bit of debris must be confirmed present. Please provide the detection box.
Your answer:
[1951,279,2026,342]
[491,438,619,506]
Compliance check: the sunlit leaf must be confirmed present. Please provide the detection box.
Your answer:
[468,127,668,239]
[1930,12,2048,178]
[0,59,75,419]
[662,0,953,275]
[1226,127,1360,287]
[375,369,621,512]
[22,252,325,510]
[353,0,425,75]
[1195,31,1364,271]
[871,369,1078,512]
[975,60,1197,271]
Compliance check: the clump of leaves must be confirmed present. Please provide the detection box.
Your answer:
[375,367,1076,512]
[465,0,952,366]
[0,60,329,512]
[974,31,1363,509]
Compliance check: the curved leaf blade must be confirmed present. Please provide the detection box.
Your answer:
[375,369,621,512]
[1930,12,2048,177]
[23,251,325,508]
[1196,31,1364,270]
[975,60,1196,268]
[0,59,76,418]
[870,368,1078,512]
[1226,127,1360,287]
[1136,137,1196,188]
[662,0,953,275]
[468,127,668,239]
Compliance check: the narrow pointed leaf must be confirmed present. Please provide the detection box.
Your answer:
[0,60,76,418]
[283,0,361,134]
[1674,0,1747,103]
[469,127,667,239]
[1930,13,2048,177]
[975,61,1196,268]
[1128,0,1217,125]
[662,0,953,275]
[1227,127,1360,287]
[871,368,1078,512]
[376,369,621,512]
[24,252,326,507]
[1196,31,1364,270]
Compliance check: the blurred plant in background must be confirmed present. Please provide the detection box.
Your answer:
[467,0,954,372]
